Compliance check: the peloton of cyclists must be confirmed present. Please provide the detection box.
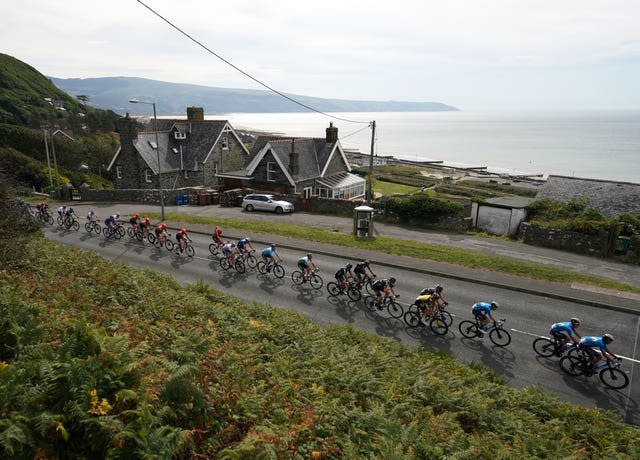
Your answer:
[175,228,192,254]
[372,277,397,309]
[261,243,281,272]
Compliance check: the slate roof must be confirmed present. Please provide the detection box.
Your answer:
[133,120,229,174]
[483,196,536,209]
[536,175,640,217]
[246,136,346,182]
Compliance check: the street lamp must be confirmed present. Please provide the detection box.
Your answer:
[129,99,165,221]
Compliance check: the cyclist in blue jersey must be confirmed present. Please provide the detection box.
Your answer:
[261,244,281,272]
[549,318,582,347]
[578,334,618,370]
[471,301,499,333]
[237,237,254,256]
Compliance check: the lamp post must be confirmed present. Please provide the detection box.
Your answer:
[129,99,165,221]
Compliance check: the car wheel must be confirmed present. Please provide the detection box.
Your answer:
[275,206,283,214]
[246,204,254,212]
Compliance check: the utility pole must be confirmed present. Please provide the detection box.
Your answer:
[367,120,376,203]
[50,131,60,190]
[43,129,53,188]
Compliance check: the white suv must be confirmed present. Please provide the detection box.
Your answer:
[242,194,294,214]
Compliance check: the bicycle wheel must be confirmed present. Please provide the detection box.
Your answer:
[85,222,92,233]
[273,264,285,279]
[164,239,174,251]
[256,261,267,274]
[489,328,511,347]
[209,243,219,256]
[93,223,101,235]
[386,300,403,319]
[309,273,323,290]
[245,254,257,269]
[365,279,375,296]
[135,230,144,241]
[599,367,629,390]
[147,233,156,245]
[430,316,449,336]
[185,245,195,258]
[440,310,453,327]
[234,259,246,273]
[404,310,421,328]
[347,286,362,302]
[327,282,341,297]
[127,227,135,238]
[219,258,230,271]
[57,216,63,226]
[292,271,304,285]
[117,226,126,238]
[458,320,478,338]
[533,338,556,358]
[560,355,585,376]
[102,227,110,237]
[71,220,79,231]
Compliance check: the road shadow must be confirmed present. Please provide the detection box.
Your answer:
[257,273,286,294]
[326,295,361,323]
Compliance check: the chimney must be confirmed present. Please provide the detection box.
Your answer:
[289,138,298,176]
[117,112,138,143]
[326,121,338,143]
[187,107,204,121]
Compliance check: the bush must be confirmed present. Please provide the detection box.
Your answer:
[386,192,464,225]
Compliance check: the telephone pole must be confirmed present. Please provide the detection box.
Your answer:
[367,120,376,203]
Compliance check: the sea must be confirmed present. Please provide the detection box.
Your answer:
[216,110,640,183]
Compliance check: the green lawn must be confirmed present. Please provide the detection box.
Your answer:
[373,180,420,196]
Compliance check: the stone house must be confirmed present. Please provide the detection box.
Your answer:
[107,107,250,190]
[219,122,366,199]
[535,175,640,218]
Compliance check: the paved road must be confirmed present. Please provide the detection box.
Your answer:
[43,223,640,424]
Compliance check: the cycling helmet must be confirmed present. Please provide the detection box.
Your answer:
[307,252,313,259]
[490,301,499,309]
[271,243,277,248]
[133,213,140,217]
[231,243,236,247]
[180,228,187,232]
[435,284,443,293]
[363,259,370,266]
[115,213,120,218]
[389,277,397,284]
[245,237,250,242]
[345,263,353,270]
[603,333,614,344]
[68,207,74,212]
[570,317,581,326]
[161,223,168,228]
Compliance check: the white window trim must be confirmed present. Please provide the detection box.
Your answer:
[221,136,229,150]
[267,162,277,182]
[116,165,122,179]
[303,186,312,199]
[145,169,152,183]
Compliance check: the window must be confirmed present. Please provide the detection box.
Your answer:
[116,166,122,179]
[304,187,312,199]
[267,162,277,182]
[174,131,186,140]
[221,136,229,150]
[145,169,152,183]
[213,163,218,174]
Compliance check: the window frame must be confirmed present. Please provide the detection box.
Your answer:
[267,162,277,182]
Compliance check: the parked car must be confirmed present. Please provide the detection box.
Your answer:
[242,194,294,214]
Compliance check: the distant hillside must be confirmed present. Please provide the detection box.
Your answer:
[50,76,458,116]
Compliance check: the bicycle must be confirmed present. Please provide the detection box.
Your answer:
[364,294,403,319]
[102,224,123,240]
[559,354,629,389]
[292,268,323,289]
[532,337,578,358]
[238,249,258,269]
[64,216,80,231]
[327,280,362,301]
[403,302,450,335]
[174,240,195,258]
[220,255,245,273]
[209,238,224,256]
[256,260,285,278]
[37,212,54,226]
[84,220,101,235]
[355,273,376,295]
[458,318,511,347]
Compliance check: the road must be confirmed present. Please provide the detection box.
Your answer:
[43,224,639,424]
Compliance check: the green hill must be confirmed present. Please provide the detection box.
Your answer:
[0,53,121,190]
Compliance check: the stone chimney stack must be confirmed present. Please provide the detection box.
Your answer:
[187,107,205,121]
[117,112,138,143]
[326,121,338,143]
[289,139,298,176]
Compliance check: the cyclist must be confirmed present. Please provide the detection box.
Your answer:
[104,213,120,237]
[354,259,376,287]
[86,210,98,229]
[578,334,618,372]
[471,301,499,334]
[261,243,281,272]
[174,228,192,254]
[212,226,224,247]
[36,201,49,217]
[549,318,582,348]
[372,277,397,309]
[57,205,67,223]
[64,206,77,225]
[237,237,254,256]
[222,242,237,263]
[334,263,354,290]
[129,213,140,231]
[154,222,168,246]
[297,253,318,281]
[418,284,448,318]
[138,216,151,238]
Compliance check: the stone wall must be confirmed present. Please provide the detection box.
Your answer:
[79,187,198,205]
[519,222,611,257]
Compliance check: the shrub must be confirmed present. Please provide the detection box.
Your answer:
[386,192,464,225]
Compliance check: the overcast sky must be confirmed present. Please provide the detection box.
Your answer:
[2,0,639,110]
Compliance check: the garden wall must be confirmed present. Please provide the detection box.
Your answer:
[519,222,611,257]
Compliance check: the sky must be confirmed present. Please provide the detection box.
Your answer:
[2,0,640,111]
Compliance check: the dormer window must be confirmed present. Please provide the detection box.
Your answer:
[148,140,157,149]
[221,136,229,150]
[174,131,186,140]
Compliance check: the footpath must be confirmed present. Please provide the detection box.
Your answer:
[69,202,640,315]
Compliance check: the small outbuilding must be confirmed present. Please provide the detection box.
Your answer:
[471,195,535,236]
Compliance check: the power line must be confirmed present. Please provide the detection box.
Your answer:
[135,0,370,126]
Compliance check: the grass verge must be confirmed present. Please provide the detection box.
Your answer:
[149,211,640,294]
